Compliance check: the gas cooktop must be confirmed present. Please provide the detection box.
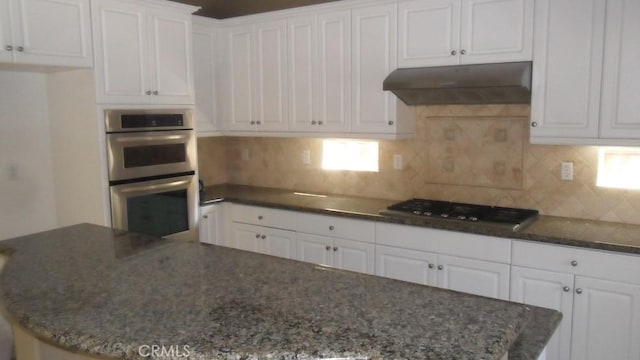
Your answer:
[380,198,539,231]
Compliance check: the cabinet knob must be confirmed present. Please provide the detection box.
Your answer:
[203,215,208,219]
[531,121,538,128]
[571,260,578,267]
[318,121,323,125]
[255,234,260,239]
[4,45,12,51]
[333,246,338,252]
[388,120,394,126]
[428,263,435,269]
[460,49,466,55]
[258,215,263,220]
[311,120,317,125]
[575,288,583,294]
[437,265,444,270]
[329,225,335,231]
[16,46,24,52]
[152,90,159,95]
[451,50,457,56]
[325,245,331,251]
[563,286,570,292]
[261,235,266,240]
[250,121,256,125]
[145,90,152,95]
[256,120,262,125]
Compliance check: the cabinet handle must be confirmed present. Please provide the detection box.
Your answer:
[325,245,331,251]
[563,286,570,292]
[258,215,263,220]
[570,260,578,267]
[145,90,152,95]
[460,49,466,55]
[261,235,266,240]
[255,234,260,239]
[437,265,443,270]
[388,120,394,126]
[333,246,338,252]
[256,120,262,125]
[4,45,12,51]
[428,264,435,269]
[152,90,159,96]
[451,50,457,56]
[311,120,317,125]
[318,121,323,125]
[250,121,256,125]
[531,122,538,128]
[329,225,335,231]
[203,215,208,219]
[575,288,583,294]
[16,46,23,52]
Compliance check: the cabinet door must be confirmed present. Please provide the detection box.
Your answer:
[599,0,640,140]
[510,266,574,360]
[193,20,219,135]
[10,0,92,67]
[333,238,375,275]
[375,245,438,286]
[529,0,605,142]
[262,228,296,259]
[317,10,351,132]
[351,4,398,134]
[226,24,256,131]
[0,0,12,62]
[199,205,222,246]
[437,255,510,300]
[230,223,261,253]
[296,233,334,267]
[287,15,317,132]
[92,0,149,103]
[146,8,193,104]
[459,0,533,64]
[571,276,640,360]
[397,0,460,67]
[254,20,288,132]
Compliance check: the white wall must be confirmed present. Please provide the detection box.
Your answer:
[0,71,57,240]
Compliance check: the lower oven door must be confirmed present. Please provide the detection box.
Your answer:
[110,174,198,242]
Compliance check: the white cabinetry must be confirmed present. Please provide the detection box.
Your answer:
[199,203,226,246]
[511,240,640,360]
[0,0,92,67]
[287,10,351,133]
[229,204,297,259]
[397,0,533,68]
[375,223,510,299]
[192,17,221,136]
[224,20,288,133]
[92,0,196,104]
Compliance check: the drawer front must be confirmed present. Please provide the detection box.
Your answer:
[512,240,640,285]
[230,204,297,230]
[296,212,375,243]
[376,223,511,264]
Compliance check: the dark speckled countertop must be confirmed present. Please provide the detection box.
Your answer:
[0,224,560,360]
[202,184,640,255]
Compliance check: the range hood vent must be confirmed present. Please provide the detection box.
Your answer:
[383,61,532,106]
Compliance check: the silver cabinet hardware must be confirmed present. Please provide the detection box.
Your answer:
[16,46,23,52]
[250,121,256,125]
[255,234,260,239]
[576,288,583,294]
[145,91,152,95]
[256,120,262,125]
[152,90,158,95]
[531,122,538,127]
[203,215,208,219]
[437,265,444,270]
[325,245,331,251]
[460,49,466,55]
[311,120,317,125]
[333,246,338,251]
[571,260,578,267]
[451,50,457,55]
[428,264,435,269]
[388,120,394,125]
[329,225,335,231]
[318,121,323,125]
[4,45,12,51]
[261,235,266,240]
[258,215,263,220]
[563,286,570,292]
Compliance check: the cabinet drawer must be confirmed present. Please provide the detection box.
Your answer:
[512,240,640,285]
[376,223,511,264]
[230,204,296,230]
[296,212,375,243]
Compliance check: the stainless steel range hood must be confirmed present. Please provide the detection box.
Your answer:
[383,61,532,106]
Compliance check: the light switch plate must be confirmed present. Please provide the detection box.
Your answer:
[393,154,403,170]
[241,149,249,162]
[561,161,574,181]
[303,150,311,165]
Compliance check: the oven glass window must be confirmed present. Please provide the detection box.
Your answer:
[121,114,184,128]
[123,144,186,168]
[127,190,188,237]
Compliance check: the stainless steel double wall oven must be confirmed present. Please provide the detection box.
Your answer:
[106,109,198,241]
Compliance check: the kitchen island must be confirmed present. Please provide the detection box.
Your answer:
[0,224,559,360]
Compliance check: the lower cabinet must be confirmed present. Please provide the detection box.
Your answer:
[297,232,375,274]
[199,203,226,246]
[375,245,510,300]
[231,223,296,259]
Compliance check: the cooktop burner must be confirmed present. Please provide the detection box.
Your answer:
[380,198,539,231]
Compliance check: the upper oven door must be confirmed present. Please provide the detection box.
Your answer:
[107,130,196,181]
[105,109,194,132]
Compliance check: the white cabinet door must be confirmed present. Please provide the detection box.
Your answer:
[147,8,193,104]
[296,233,334,267]
[529,0,605,142]
[92,0,148,103]
[437,255,510,300]
[262,227,296,259]
[0,0,12,62]
[254,20,288,132]
[226,24,256,131]
[375,245,437,286]
[10,0,92,67]
[398,0,460,67]
[571,276,640,360]
[333,238,374,275]
[599,0,640,140]
[351,4,398,135]
[287,15,317,132]
[193,19,219,135]
[459,0,533,64]
[230,223,261,253]
[317,10,351,133]
[510,266,574,360]
[199,204,223,246]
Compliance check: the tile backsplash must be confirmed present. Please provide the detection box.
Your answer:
[198,105,640,225]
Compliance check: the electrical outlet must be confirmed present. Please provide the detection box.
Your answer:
[241,149,250,162]
[393,154,403,170]
[303,150,311,165]
[561,161,574,181]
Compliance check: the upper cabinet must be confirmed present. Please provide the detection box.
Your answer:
[91,0,197,104]
[398,0,533,68]
[192,16,222,136]
[0,0,92,67]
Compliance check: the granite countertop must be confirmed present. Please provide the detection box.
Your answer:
[0,224,560,360]
[202,184,640,255]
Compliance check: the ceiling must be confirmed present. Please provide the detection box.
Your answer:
[174,0,343,19]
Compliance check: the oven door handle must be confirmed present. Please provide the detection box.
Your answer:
[114,176,193,195]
